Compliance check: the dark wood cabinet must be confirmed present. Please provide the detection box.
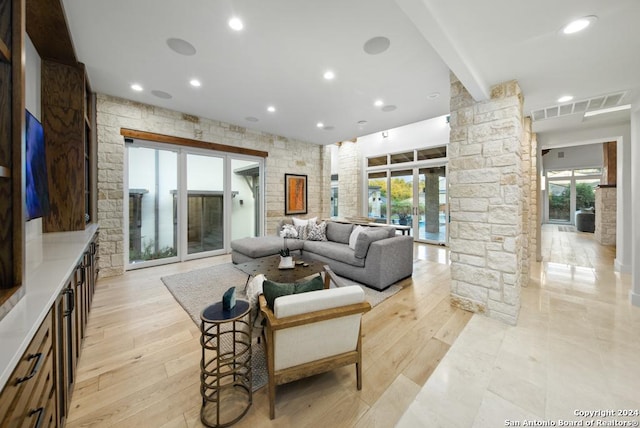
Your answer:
[54,231,98,426]
[41,60,91,232]
[54,277,77,427]
[0,309,56,428]
[0,0,26,313]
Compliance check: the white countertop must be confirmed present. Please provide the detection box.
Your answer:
[0,224,98,391]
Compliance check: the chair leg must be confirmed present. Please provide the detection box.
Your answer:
[356,361,362,390]
[269,379,276,419]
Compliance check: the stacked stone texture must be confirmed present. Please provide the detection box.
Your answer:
[530,133,539,262]
[96,94,330,277]
[449,74,527,325]
[337,142,362,218]
[594,187,616,246]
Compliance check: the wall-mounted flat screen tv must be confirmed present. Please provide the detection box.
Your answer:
[25,109,50,221]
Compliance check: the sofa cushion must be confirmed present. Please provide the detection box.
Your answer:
[307,221,328,241]
[383,226,397,238]
[231,236,303,258]
[303,240,365,267]
[262,274,324,309]
[293,216,317,227]
[354,228,390,259]
[326,222,354,244]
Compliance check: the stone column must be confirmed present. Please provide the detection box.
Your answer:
[594,186,616,245]
[448,74,525,325]
[337,141,362,218]
[425,171,440,233]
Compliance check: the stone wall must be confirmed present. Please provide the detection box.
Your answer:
[337,141,362,218]
[594,187,616,246]
[448,74,526,325]
[96,94,330,277]
[530,133,538,262]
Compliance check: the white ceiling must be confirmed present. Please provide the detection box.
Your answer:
[61,0,640,145]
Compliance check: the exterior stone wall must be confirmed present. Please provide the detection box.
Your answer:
[448,74,526,325]
[337,141,362,218]
[96,94,329,277]
[594,187,616,246]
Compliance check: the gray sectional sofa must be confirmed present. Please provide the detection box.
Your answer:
[231,219,414,290]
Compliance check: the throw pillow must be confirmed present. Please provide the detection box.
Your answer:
[246,274,265,308]
[295,224,309,240]
[349,225,366,250]
[279,224,299,239]
[292,216,318,227]
[307,221,328,241]
[262,275,324,309]
[354,228,390,258]
[326,222,354,244]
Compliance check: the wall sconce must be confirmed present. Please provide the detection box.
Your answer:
[381,131,389,138]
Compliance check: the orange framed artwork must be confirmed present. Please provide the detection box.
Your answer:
[284,173,307,215]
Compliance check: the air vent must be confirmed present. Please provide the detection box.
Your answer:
[531,92,626,121]
[558,151,564,159]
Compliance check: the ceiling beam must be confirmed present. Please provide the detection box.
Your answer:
[395,0,491,102]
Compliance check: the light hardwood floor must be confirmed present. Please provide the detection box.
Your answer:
[66,243,469,427]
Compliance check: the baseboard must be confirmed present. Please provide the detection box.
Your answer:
[614,259,631,273]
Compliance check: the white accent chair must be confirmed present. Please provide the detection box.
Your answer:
[258,267,371,419]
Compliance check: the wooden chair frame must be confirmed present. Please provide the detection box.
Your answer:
[259,266,371,419]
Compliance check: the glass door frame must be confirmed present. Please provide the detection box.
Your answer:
[125,141,265,270]
[544,168,601,225]
[364,159,449,245]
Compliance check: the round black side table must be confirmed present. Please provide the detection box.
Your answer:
[200,300,252,427]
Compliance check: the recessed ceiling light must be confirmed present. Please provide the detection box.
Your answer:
[131,83,143,92]
[357,120,368,125]
[427,92,440,99]
[557,95,573,103]
[316,122,324,128]
[151,90,172,99]
[267,106,276,113]
[323,70,335,80]
[374,100,384,107]
[562,16,597,34]
[190,79,201,87]
[229,17,244,31]
[363,36,391,55]
[166,38,196,56]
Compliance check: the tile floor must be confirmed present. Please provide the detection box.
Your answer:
[397,225,640,427]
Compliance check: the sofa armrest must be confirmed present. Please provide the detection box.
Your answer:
[364,235,414,289]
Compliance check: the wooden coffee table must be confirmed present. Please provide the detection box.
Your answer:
[235,254,325,285]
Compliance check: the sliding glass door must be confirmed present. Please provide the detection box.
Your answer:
[126,143,263,269]
[186,154,225,255]
[127,146,178,265]
[418,166,447,242]
[366,164,448,244]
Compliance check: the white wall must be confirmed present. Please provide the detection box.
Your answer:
[542,143,603,173]
[630,104,640,306]
[356,114,450,158]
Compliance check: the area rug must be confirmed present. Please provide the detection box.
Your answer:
[160,263,402,391]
